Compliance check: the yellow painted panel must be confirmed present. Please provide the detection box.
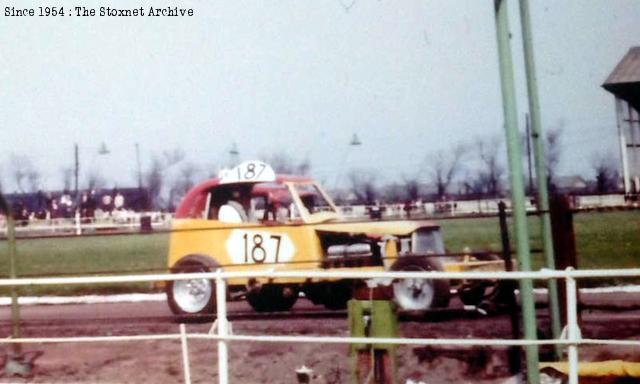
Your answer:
[168,220,324,285]
[540,360,640,378]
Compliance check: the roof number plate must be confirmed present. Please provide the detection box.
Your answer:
[219,161,276,184]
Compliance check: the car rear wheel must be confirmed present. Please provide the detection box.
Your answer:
[459,253,502,307]
[167,255,218,318]
[303,281,352,310]
[390,256,450,311]
[322,281,352,310]
[459,282,489,306]
[247,284,299,312]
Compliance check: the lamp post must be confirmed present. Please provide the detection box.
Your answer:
[74,143,112,195]
[229,142,239,167]
[333,133,362,192]
[74,143,79,198]
[135,143,142,189]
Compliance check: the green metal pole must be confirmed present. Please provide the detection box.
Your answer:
[0,193,22,356]
[493,1,540,382]
[518,0,563,360]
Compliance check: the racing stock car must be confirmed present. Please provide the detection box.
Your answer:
[166,161,505,316]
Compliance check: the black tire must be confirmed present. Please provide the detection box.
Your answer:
[302,283,327,306]
[390,256,450,310]
[322,281,352,310]
[247,284,299,312]
[460,253,502,307]
[166,255,219,319]
[302,281,352,310]
[459,282,488,306]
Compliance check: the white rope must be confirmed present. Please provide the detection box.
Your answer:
[1,334,181,343]
[0,268,638,287]
[0,333,636,348]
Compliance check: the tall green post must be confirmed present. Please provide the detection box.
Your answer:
[518,0,563,359]
[493,1,540,382]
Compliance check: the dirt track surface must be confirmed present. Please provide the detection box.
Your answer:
[0,294,639,384]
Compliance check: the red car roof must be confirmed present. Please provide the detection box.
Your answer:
[174,175,314,218]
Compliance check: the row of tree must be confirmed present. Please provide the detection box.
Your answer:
[344,129,621,204]
[0,132,622,210]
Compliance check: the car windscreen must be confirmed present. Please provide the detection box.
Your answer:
[292,183,336,214]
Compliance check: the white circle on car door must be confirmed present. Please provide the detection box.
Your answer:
[225,230,295,264]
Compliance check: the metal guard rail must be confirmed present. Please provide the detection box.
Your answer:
[0,268,639,384]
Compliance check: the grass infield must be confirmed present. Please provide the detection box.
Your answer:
[0,210,638,296]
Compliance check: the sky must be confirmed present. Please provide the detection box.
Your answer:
[1,0,639,192]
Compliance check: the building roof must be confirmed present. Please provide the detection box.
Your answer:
[603,46,640,87]
[603,47,640,110]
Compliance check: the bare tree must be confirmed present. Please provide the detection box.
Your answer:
[262,153,311,175]
[144,156,165,210]
[9,154,39,193]
[462,171,487,196]
[61,167,74,191]
[177,162,198,193]
[139,148,191,210]
[382,177,421,203]
[545,128,563,189]
[86,169,106,191]
[347,169,378,205]
[473,136,504,197]
[10,155,27,192]
[403,177,421,202]
[168,162,199,210]
[592,153,620,194]
[429,144,465,198]
[162,149,185,168]
[380,182,403,203]
[26,169,41,193]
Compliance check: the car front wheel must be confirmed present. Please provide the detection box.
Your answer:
[167,255,218,318]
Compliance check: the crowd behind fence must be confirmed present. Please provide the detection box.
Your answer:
[0,268,639,384]
[0,193,636,237]
[2,188,150,223]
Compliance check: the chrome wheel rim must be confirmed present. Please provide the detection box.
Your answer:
[393,267,434,311]
[173,277,212,313]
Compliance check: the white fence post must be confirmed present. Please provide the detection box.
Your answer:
[215,269,229,384]
[74,211,81,235]
[179,324,192,384]
[565,268,579,384]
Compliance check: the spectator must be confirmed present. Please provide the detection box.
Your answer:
[52,199,63,219]
[12,199,28,224]
[80,192,96,221]
[34,190,47,219]
[88,189,97,214]
[403,200,413,218]
[101,193,113,214]
[45,192,53,219]
[60,190,74,218]
[113,189,125,211]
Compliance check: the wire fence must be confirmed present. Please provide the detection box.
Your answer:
[1,268,639,384]
[2,197,639,240]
